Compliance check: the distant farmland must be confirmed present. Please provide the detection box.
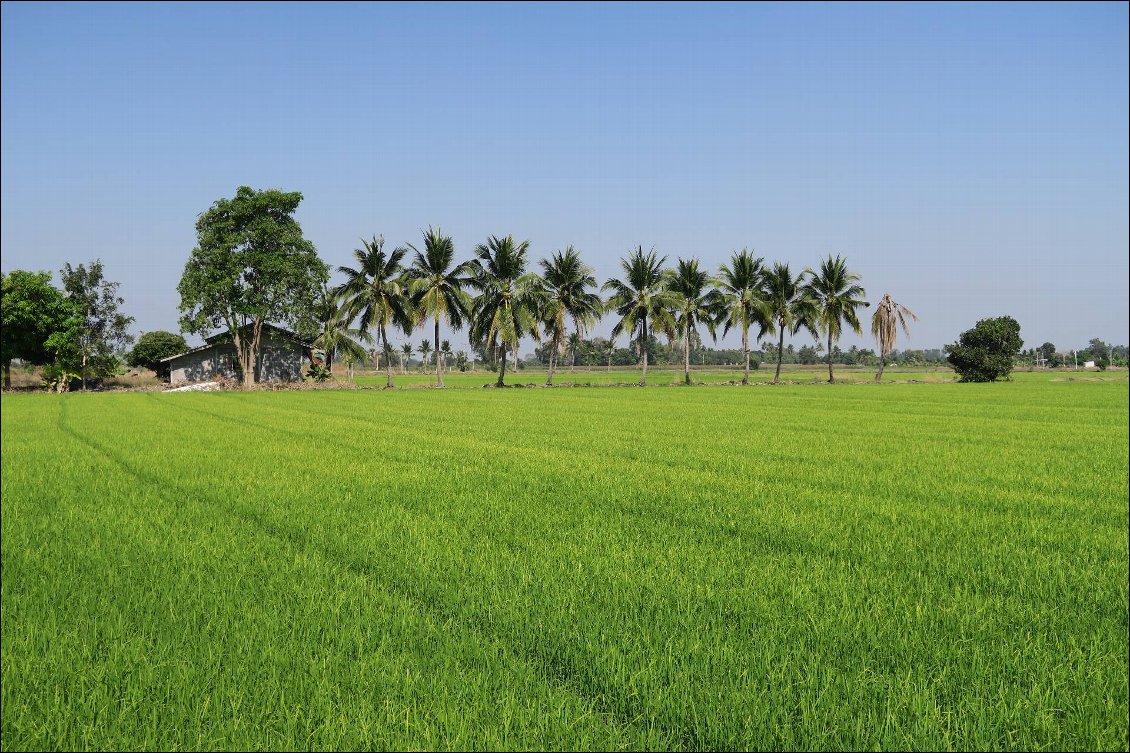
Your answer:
[2,376,1127,750]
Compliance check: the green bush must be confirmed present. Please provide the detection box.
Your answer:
[944,316,1023,382]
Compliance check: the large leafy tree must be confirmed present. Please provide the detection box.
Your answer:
[405,228,472,388]
[801,255,868,383]
[870,293,918,382]
[602,247,677,386]
[1,270,73,389]
[944,316,1023,382]
[126,330,189,380]
[53,260,135,391]
[762,262,818,384]
[716,250,769,385]
[538,246,602,386]
[668,258,722,385]
[335,236,413,387]
[177,186,327,388]
[466,235,543,387]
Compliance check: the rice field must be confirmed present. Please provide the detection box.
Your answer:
[350,364,957,388]
[1,376,1127,750]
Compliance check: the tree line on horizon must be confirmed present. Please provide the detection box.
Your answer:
[3,186,1121,391]
[175,188,910,389]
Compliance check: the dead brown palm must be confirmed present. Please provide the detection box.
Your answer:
[870,293,918,381]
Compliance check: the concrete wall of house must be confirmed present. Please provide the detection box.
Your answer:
[168,333,307,385]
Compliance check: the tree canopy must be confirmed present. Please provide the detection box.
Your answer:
[127,331,189,379]
[1,270,73,388]
[177,186,327,386]
[50,260,135,390]
[944,316,1023,382]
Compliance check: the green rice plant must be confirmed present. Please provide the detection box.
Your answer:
[2,377,1126,750]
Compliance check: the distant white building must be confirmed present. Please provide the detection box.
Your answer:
[1084,360,1096,369]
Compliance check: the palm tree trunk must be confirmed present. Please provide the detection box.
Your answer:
[742,324,750,385]
[382,326,394,387]
[434,318,443,387]
[774,327,785,384]
[827,331,835,383]
[497,347,507,388]
[684,328,691,385]
[547,332,558,386]
[640,318,648,386]
[875,355,886,382]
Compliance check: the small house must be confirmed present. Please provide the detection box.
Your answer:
[162,324,315,386]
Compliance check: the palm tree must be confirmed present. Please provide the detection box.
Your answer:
[311,284,372,377]
[418,339,431,372]
[602,247,678,386]
[871,293,918,382]
[716,249,769,385]
[335,236,414,388]
[404,227,472,388]
[538,246,603,386]
[466,235,543,387]
[762,262,819,384]
[566,332,582,371]
[400,342,412,373]
[668,258,722,385]
[802,254,868,383]
[440,339,453,374]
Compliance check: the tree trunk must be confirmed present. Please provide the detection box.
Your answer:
[237,319,261,389]
[244,343,256,388]
[827,331,834,383]
[434,319,443,387]
[231,326,249,388]
[382,326,394,388]
[742,324,750,385]
[3,358,10,390]
[684,328,691,385]
[81,350,87,392]
[875,355,886,382]
[547,331,558,386]
[497,347,507,387]
[640,318,648,386]
[774,327,785,384]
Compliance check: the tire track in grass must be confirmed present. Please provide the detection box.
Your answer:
[59,397,706,749]
[42,399,629,749]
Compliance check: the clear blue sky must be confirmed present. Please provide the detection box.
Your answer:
[3,1,1127,355]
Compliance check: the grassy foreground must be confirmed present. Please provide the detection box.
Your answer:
[2,378,1127,750]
